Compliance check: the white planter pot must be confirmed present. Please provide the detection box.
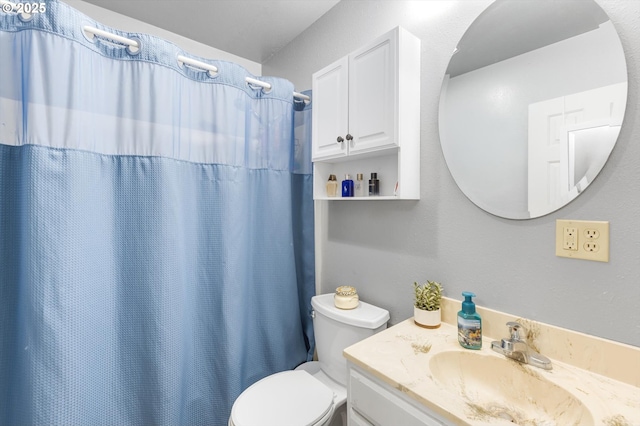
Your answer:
[414,307,441,329]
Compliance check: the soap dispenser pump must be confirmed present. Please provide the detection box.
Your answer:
[458,292,482,350]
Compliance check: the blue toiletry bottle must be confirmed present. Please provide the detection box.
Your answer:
[342,174,354,197]
[458,292,482,349]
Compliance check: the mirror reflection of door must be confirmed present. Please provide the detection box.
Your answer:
[527,82,625,217]
[438,0,628,219]
[567,123,619,189]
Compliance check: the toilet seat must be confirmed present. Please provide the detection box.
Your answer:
[230,370,335,426]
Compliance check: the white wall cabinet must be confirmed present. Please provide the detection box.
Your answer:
[347,363,450,426]
[312,27,421,200]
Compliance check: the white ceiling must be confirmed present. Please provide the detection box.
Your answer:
[79,0,340,63]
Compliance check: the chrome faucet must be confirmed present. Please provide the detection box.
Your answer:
[491,322,552,370]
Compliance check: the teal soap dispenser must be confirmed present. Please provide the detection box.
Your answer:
[458,292,482,349]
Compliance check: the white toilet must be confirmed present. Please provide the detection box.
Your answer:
[229,293,390,426]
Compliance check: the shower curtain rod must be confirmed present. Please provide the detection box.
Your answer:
[82,25,311,102]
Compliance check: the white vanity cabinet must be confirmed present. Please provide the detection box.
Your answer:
[312,26,421,200]
[347,363,450,426]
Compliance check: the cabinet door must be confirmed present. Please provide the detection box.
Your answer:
[349,368,447,426]
[312,56,349,161]
[348,30,397,155]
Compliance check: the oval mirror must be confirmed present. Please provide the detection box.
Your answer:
[438,0,627,219]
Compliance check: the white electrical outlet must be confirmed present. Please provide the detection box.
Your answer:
[556,220,609,262]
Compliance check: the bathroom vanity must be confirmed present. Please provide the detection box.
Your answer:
[343,298,640,425]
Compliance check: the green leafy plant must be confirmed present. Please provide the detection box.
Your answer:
[413,280,443,311]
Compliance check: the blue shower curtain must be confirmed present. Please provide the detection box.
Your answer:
[0,1,314,425]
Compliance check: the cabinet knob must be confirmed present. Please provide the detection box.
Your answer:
[346,134,353,141]
[336,136,344,143]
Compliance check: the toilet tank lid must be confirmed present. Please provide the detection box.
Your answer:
[312,293,390,329]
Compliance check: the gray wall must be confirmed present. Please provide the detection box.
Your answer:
[264,0,640,347]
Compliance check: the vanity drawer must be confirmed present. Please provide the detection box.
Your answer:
[348,368,445,426]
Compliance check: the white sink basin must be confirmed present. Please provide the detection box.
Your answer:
[429,351,594,425]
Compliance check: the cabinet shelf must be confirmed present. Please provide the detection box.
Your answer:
[314,153,414,199]
[315,196,401,201]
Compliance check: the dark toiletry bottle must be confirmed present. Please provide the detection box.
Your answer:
[369,172,380,196]
[342,174,354,197]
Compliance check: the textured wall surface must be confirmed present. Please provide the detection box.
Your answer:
[264,0,640,347]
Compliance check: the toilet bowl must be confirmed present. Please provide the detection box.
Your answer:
[229,293,389,426]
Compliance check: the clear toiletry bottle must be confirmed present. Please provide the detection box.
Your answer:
[326,174,338,197]
[342,174,354,197]
[457,292,482,349]
[369,172,380,196]
[355,173,366,197]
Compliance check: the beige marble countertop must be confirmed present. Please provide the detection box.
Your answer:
[344,318,640,425]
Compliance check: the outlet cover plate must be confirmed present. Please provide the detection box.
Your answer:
[556,219,609,262]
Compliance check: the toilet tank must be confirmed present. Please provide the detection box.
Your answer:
[311,293,389,387]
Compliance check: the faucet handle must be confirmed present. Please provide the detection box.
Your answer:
[506,321,526,341]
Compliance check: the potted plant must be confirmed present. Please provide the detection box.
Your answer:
[413,280,443,328]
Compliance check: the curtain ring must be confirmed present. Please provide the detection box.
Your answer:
[126,38,142,56]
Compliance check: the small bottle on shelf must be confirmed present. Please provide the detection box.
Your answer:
[342,174,354,197]
[355,173,366,197]
[326,174,338,197]
[369,172,380,196]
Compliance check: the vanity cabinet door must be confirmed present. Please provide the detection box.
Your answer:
[348,408,375,426]
[348,367,448,426]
